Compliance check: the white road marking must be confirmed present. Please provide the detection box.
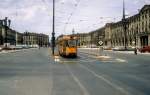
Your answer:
[79,54,112,63]
[116,58,127,62]
[65,64,90,95]
[60,60,78,63]
[79,53,127,63]
[79,64,130,95]
[79,52,111,60]
[54,58,60,62]
[96,56,111,59]
[80,60,97,63]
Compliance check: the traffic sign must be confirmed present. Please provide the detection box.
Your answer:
[98,41,103,46]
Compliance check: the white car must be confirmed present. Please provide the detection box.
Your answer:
[112,46,124,51]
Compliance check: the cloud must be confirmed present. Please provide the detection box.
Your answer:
[0,0,149,37]
[0,0,52,35]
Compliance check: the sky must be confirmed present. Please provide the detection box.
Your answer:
[0,0,150,37]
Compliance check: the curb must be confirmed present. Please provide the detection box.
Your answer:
[0,48,37,54]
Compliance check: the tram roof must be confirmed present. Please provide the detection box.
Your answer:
[57,35,77,41]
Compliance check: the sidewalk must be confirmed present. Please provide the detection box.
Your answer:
[79,48,150,56]
[109,50,150,55]
[0,48,38,54]
[78,48,111,60]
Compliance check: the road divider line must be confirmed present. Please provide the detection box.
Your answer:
[79,52,127,63]
[79,51,111,60]
[79,63,130,95]
[115,58,127,63]
[79,53,114,63]
[65,64,90,95]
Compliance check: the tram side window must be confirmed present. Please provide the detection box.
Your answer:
[59,41,62,46]
[66,41,69,47]
[63,41,68,47]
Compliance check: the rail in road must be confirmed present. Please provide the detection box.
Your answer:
[52,50,150,95]
[52,53,130,95]
[0,48,149,95]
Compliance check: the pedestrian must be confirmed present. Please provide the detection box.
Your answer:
[134,48,137,55]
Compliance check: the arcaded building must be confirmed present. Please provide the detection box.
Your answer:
[104,5,150,48]
[23,32,49,47]
[61,5,150,48]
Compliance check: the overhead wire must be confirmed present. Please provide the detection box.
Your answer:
[41,0,52,16]
[63,0,81,34]
[41,0,132,35]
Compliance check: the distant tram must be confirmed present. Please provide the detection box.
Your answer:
[57,35,78,57]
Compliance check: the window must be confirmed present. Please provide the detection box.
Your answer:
[68,40,77,47]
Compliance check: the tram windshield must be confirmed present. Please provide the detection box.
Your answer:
[67,40,77,47]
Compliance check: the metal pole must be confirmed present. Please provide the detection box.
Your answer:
[134,27,137,55]
[1,20,5,45]
[122,0,127,50]
[4,17,8,48]
[51,0,55,55]
[124,20,127,50]
[15,31,17,46]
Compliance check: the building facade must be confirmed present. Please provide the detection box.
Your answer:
[75,33,90,46]
[90,27,105,46]
[0,18,49,47]
[23,32,49,47]
[104,5,150,48]
[57,5,150,49]
[0,20,4,45]
[138,5,150,47]
[7,29,16,45]
[16,32,23,45]
[0,19,16,46]
[72,27,105,47]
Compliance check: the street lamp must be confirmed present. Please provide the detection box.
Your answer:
[15,31,18,46]
[122,0,128,50]
[51,0,55,55]
[4,17,11,48]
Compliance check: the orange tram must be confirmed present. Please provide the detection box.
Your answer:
[57,35,78,57]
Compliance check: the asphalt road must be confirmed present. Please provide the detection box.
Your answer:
[0,48,150,95]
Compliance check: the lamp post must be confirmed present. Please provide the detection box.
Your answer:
[0,20,4,45]
[4,17,11,48]
[15,31,18,46]
[4,17,8,48]
[122,0,128,50]
[51,0,55,55]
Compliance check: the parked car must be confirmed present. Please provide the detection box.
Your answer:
[15,46,23,49]
[127,46,136,51]
[103,46,112,50]
[139,46,150,53]
[90,44,98,48]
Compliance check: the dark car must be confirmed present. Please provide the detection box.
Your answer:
[139,46,150,53]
